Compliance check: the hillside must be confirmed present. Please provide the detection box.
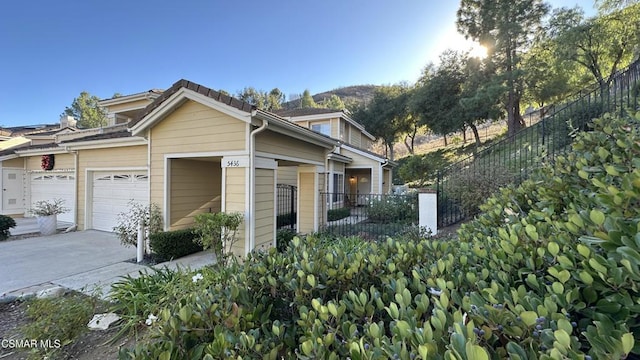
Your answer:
[282,85,378,110]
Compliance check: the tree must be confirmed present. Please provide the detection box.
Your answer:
[318,94,346,110]
[352,84,413,160]
[457,0,549,137]
[236,87,284,111]
[300,89,318,108]
[63,91,108,128]
[549,4,640,89]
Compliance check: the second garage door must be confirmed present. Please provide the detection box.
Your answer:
[30,172,75,223]
[91,171,148,232]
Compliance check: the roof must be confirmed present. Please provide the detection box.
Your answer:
[12,142,62,154]
[100,89,164,103]
[340,142,396,167]
[60,130,132,144]
[274,108,341,117]
[129,79,256,128]
[0,124,60,137]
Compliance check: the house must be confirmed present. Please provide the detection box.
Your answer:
[0,79,394,256]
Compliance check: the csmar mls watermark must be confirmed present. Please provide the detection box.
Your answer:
[1,338,61,349]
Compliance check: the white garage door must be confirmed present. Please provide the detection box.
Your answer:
[30,172,75,223]
[91,171,148,232]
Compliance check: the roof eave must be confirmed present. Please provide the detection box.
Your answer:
[254,110,338,149]
[63,136,147,150]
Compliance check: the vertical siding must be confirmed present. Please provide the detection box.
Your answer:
[298,172,315,233]
[225,167,247,257]
[169,159,222,229]
[76,145,147,230]
[254,168,275,251]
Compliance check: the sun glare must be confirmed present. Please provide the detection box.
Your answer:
[468,43,488,59]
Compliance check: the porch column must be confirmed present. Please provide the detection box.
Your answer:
[221,155,249,258]
[297,165,324,233]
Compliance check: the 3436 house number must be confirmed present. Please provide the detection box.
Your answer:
[226,160,240,167]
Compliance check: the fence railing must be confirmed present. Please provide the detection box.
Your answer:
[276,184,297,229]
[437,59,640,228]
[319,192,419,240]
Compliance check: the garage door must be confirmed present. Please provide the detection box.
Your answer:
[91,171,148,232]
[30,172,75,223]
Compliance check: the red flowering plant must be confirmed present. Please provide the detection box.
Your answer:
[41,154,55,170]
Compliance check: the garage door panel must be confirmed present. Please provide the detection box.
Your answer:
[91,171,148,232]
[30,172,75,223]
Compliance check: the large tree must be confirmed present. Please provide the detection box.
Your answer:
[457,0,549,137]
[236,87,285,111]
[62,91,108,128]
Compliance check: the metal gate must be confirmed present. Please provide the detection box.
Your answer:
[276,184,297,229]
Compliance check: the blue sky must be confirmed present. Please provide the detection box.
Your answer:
[0,0,594,127]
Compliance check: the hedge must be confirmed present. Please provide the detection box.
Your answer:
[149,228,203,262]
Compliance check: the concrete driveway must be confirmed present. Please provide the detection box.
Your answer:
[0,230,136,297]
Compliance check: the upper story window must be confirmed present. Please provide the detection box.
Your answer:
[311,123,331,136]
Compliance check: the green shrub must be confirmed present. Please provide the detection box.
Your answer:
[119,112,640,359]
[0,215,16,240]
[366,193,418,224]
[193,212,243,262]
[113,201,163,252]
[327,207,350,221]
[21,293,96,359]
[397,150,450,187]
[149,228,203,262]
[276,228,296,252]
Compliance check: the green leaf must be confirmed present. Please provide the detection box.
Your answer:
[525,224,539,241]
[579,271,594,285]
[301,339,313,356]
[554,329,571,347]
[588,258,608,274]
[548,242,560,256]
[552,282,564,294]
[466,343,489,360]
[506,342,528,360]
[557,319,573,334]
[520,311,538,326]
[590,209,605,226]
[622,333,634,354]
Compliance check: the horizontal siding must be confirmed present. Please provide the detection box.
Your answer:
[2,158,23,168]
[77,145,147,230]
[169,159,221,230]
[256,131,325,164]
[349,125,361,147]
[254,169,274,251]
[106,98,153,113]
[277,166,297,186]
[26,153,74,171]
[225,167,246,257]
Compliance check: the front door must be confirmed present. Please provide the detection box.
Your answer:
[2,168,24,213]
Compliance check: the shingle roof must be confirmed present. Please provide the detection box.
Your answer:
[59,130,132,144]
[274,108,342,117]
[0,124,60,137]
[129,79,256,128]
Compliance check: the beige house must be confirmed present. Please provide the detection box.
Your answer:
[0,79,394,256]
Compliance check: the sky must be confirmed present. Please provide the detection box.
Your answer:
[0,0,595,127]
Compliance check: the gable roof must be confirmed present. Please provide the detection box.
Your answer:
[60,130,132,143]
[129,79,255,129]
[274,108,340,117]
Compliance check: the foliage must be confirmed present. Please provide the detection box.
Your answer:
[276,212,296,228]
[28,198,69,216]
[113,201,163,252]
[0,215,16,241]
[149,228,203,262]
[300,89,318,108]
[193,212,243,262]
[276,228,297,252]
[115,112,640,359]
[397,149,450,187]
[445,163,514,218]
[62,91,108,128]
[318,94,346,110]
[327,207,351,221]
[366,193,418,224]
[21,293,96,359]
[236,87,285,111]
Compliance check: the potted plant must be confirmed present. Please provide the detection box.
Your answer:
[29,199,69,236]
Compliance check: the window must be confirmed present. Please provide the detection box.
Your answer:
[332,173,344,202]
[311,123,331,136]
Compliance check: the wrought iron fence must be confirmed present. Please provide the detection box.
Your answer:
[437,59,640,227]
[319,192,419,240]
[276,184,297,229]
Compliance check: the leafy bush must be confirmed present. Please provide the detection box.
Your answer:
[366,193,418,224]
[149,228,203,262]
[118,112,640,359]
[276,228,296,252]
[445,163,514,218]
[21,293,96,359]
[113,201,163,252]
[0,215,16,241]
[193,212,243,262]
[276,212,296,227]
[28,198,69,216]
[327,207,350,221]
[397,150,450,187]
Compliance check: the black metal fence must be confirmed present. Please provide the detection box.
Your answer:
[277,184,297,229]
[319,192,419,240]
[437,59,640,227]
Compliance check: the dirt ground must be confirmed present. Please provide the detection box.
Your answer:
[0,300,134,360]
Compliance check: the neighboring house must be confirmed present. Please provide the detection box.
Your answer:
[0,79,394,256]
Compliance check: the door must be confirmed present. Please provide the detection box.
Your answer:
[91,171,148,232]
[2,168,24,214]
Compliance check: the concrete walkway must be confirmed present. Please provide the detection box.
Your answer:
[0,230,216,300]
[9,217,75,236]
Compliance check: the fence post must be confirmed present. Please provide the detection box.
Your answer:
[290,186,295,229]
[418,189,438,236]
[137,220,145,263]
